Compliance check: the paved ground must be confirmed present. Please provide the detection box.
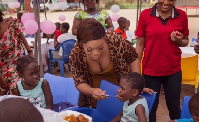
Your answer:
[4,8,199,122]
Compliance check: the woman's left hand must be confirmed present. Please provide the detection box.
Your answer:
[171,31,184,43]
[142,88,156,95]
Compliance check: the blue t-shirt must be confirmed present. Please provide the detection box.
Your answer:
[17,78,46,108]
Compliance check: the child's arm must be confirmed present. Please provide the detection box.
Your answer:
[42,79,53,110]
[111,110,123,122]
[135,104,147,122]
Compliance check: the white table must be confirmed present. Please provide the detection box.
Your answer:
[26,38,54,71]
[133,46,197,57]
[179,47,197,57]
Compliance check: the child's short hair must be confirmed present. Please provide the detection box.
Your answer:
[189,93,199,117]
[122,72,145,94]
[55,22,61,28]
[117,17,127,24]
[16,55,37,75]
[0,98,43,121]
[61,22,70,32]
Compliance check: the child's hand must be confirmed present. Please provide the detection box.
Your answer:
[92,88,108,100]
[171,31,184,43]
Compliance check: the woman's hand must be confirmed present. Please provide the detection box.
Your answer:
[142,88,156,95]
[0,76,9,91]
[171,31,184,43]
[92,88,108,100]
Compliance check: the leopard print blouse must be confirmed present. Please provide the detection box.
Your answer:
[69,32,138,107]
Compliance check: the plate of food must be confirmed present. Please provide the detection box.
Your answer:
[58,110,92,122]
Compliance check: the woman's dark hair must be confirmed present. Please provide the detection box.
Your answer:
[61,22,70,32]
[82,0,99,4]
[122,72,145,94]
[16,55,37,74]
[55,22,61,27]
[0,10,4,22]
[82,0,99,9]
[77,18,105,43]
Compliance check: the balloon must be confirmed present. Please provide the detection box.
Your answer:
[111,14,119,22]
[59,0,65,2]
[59,2,67,11]
[14,2,20,8]
[40,20,56,34]
[24,20,38,34]
[111,4,120,13]
[59,15,66,21]
[30,1,33,8]
[21,13,35,24]
[8,2,15,9]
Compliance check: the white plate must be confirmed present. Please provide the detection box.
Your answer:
[58,110,92,122]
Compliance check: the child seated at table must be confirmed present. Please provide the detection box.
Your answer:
[50,22,75,59]
[189,93,199,122]
[0,98,43,122]
[111,72,149,122]
[15,55,53,110]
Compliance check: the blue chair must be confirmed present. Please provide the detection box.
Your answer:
[180,96,192,119]
[192,38,197,42]
[100,80,156,113]
[49,39,76,77]
[44,73,79,106]
[140,92,156,113]
[68,80,156,121]
[68,80,124,122]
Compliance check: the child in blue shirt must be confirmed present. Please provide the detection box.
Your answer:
[15,55,53,109]
[111,72,149,122]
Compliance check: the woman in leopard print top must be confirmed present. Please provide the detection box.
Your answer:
[69,19,153,107]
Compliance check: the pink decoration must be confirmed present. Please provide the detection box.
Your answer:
[40,20,56,34]
[21,13,35,24]
[59,15,66,21]
[14,2,20,8]
[24,20,38,34]
[111,14,119,22]
[59,0,65,2]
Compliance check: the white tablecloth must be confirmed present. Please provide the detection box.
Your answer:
[26,38,54,71]
[179,47,197,57]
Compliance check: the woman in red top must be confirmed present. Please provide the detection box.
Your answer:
[135,0,189,121]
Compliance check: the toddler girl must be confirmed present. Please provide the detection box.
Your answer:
[112,72,149,122]
[15,55,53,109]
